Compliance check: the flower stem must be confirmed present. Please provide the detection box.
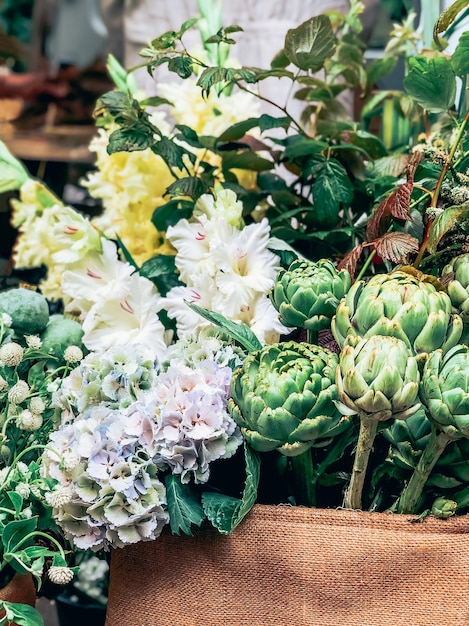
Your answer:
[343,416,379,510]
[290,449,316,507]
[397,428,452,514]
[306,329,318,345]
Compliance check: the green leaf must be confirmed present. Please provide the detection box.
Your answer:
[139,95,173,108]
[151,198,194,230]
[284,15,336,72]
[185,303,263,352]
[427,204,469,254]
[0,602,44,626]
[115,235,139,270]
[95,90,135,118]
[165,176,209,200]
[222,151,273,172]
[0,141,30,193]
[403,55,456,112]
[451,31,469,76]
[2,518,37,554]
[165,475,205,535]
[202,443,260,534]
[107,127,154,153]
[434,0,469,46]
[258,114,291,133]
[152,136,196,169]
[6,491,23,516]
[218,118,259,142]
[167,56,193,79]
[139,255,177,281]
[282,135,328,160]
[366,56,398,88]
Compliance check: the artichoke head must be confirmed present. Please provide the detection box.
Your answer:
[228,341,344,456]
[420,344,469,439]
[332,270,463,357]
[442,253,469,321]
[270,259,351,331]
[336,335,421,422]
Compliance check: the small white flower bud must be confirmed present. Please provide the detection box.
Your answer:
[17,461,28,474]
[25,335,42,349]
[22,507,32,518]
[62,451,80,470]
[17,409,43,431]
[8,380,30,404]
[48,566,74,585]
[64,346,84,364]
[1,313,12,328]
[0,376,8,392]
[29,484,42,498]
[15,482,30,498]
[0,445,10,460]
[0,343,24,367]
[46,486,74,508]
[29,396,46,415]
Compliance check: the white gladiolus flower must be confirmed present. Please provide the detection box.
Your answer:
[81,274,167,360]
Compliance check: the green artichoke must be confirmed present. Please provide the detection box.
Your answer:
[228,341,344,457]
[337,334,421,509]
[331,270,463,356]
[398,344,469,513]
[270,259,351,332]
[442,253,469,321]
[420,344,469,439]
[337,335,421,422]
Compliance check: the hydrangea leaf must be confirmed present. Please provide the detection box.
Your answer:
[165,475,205,536]
[201,443,260,534]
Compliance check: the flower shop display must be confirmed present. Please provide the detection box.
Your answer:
[2,0,469,624]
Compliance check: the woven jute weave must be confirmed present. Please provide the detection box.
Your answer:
[105,504,469,626]
[0,573,36,625]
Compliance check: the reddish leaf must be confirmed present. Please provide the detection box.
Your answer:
[373,232,420,264]
[366,182,413,241]
[337,243,365,280]
[366,152,422,242]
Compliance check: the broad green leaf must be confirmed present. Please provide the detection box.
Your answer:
[283,135,328,160]
[139,95,173,108]
[202,443,260,534]
[165,475,205,535]
[218,118,260,142]
[139,255,177,281]
[6,492,23,516]
[222,151,273,172]
[427,204,469,254]
[310,159,353,222]
[284,15,336,72]
[95,90,135,118]
[2,518,37,554]
[167,56,193,79]
[165,176,209,200]
[152,198,194,230]
[0,141,29,193]
[403,55,456,112]
[107,127,154,153]
[258,114,291,133]
[152,136,196,169]
[451,31,469,76]
[0,603,44,626]
[185,303,263,352]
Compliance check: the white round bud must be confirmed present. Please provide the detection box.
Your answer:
[0,343,24,367]
[8,380,30,404]
[48,566,74,585]
[25,335,42,349]
[64,346,84,364]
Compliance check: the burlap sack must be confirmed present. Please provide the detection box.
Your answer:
[105,504,469,626]
[0,573,36,625]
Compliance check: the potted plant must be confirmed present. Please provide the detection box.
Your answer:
[1,1,469,625]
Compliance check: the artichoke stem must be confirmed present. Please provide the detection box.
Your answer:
[306,330,318,345]
[397,429,452,514]
[290,449,316,507]
[343,416,379,510]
